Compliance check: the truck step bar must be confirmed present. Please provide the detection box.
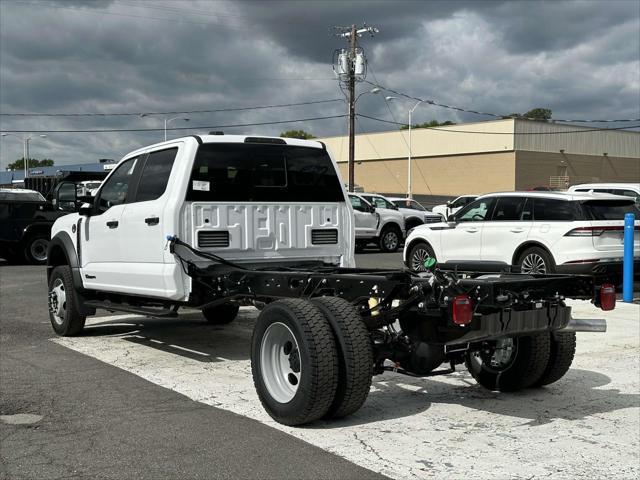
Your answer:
[83,300,178,318]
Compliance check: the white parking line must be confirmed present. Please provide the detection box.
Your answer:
[52,301,640,479]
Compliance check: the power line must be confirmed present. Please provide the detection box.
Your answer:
[0,114,347,133]
[357,114,640,134]
[0,99,343,117]
[363,80,640,124]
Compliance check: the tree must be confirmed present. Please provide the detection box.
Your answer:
[280,129,316,139]
[7,158,54,170]
[504,108,552,121]
[399,120,455,130]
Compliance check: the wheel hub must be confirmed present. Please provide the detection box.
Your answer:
[48,279,66,325]
[260,322,301,403]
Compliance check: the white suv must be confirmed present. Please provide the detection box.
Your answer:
[404,191,640,280]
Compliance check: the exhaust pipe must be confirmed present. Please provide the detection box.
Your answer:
[562,317,607,333]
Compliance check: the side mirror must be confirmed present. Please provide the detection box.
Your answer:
[55,181,77,211]
[369,205,376,213]
[78,202,93,217]
[446,201,452,207]
[447,214,456,223]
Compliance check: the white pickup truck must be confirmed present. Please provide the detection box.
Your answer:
[47,134,615,426]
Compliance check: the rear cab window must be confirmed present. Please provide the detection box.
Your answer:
[186,143,345,202]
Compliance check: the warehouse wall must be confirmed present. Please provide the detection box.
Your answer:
[337,151,516,196]
[515,151,640,190]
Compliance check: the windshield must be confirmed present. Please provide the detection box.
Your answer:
[0,191,46,202]
[582,200,640,220]
[187,143,345,202]
[393,199,426,211]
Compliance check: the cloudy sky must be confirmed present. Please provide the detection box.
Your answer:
[0,0,638,167]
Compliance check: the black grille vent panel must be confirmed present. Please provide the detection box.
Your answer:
[198,230,230,248]
[311,229,338,245]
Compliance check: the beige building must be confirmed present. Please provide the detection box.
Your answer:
[318,118,640,196]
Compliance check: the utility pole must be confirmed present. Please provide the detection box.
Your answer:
[347,24,356,193]
[334,23,378,192]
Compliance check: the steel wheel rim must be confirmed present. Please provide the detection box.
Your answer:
[383,231,398,250]
[521,253,547,274]
[260,322,301,403]
[48,278,66,326]
[471,337,517,372]
[30,239,48,262]
[411,247,431,272]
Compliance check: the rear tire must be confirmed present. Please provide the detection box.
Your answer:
[311,297,373,419]
[251,299,338,425]
[532,331,576,387]
[465,333,551,392]
[48,265,86,336]
[24,235,49,265]
[202,303,239,324]
[517,247,555,274]
[378,225,401,253]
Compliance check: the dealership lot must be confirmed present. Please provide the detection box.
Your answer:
[1,256,639,479]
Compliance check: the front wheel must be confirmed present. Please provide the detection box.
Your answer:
[48,265,86,336]
[465,333,551,392]
[408,242,436,272]
[378,225,401,253]
[251,299,338,425]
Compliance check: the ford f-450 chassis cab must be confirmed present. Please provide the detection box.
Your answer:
[47,135,615,426]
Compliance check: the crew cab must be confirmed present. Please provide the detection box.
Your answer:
[46,136,617,427]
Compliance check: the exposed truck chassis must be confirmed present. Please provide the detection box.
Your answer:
[50,236,614,426]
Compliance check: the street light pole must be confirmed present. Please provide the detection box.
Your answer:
[1,133,45,179]
[164,116,190,142]
[407,100,423,199]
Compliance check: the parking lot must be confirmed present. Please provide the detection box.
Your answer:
[1,253,639,479]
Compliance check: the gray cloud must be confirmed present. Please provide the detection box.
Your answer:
[0,0,638,167]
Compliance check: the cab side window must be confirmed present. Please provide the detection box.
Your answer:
[350,195,370,212]
[135,148,178,202]
[96,157,138,214]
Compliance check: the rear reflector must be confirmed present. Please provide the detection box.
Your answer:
[452,294,473,326]
[599,283,616,311]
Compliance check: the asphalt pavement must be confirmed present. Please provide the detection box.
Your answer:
[0,261,390,480]
[2,253,639,479]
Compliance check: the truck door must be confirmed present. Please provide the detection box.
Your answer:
[349,195,378,237]
[81,157,140,291]
[117,146,182,298]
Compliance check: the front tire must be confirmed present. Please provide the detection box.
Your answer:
[202,303,239,324]
[465,333,551,392]
[48,265,86,336]
[378,225,401,253]
[251,299,338,426]
[517,247,555,274]
[311,297,373,419]
[24,235,49,265]
[408,242,436,272]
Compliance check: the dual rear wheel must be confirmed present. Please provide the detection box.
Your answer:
[251,297,373,426]
[465,331,576,391]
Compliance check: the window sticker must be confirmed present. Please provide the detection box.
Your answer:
[192,180,210,191]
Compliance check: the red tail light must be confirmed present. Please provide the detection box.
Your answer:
[599,284,616,311]
[565,226,623,237]
[452,294,474,325]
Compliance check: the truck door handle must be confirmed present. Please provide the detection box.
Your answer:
[510,228,525,233]
[145,216,159,226]
[465,228,478,233]
[106,220,119,229]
